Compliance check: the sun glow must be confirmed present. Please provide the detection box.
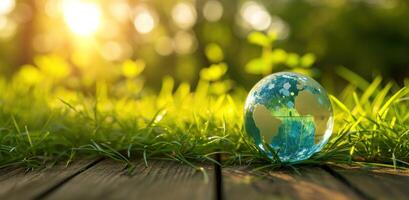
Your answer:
[0,0,15,15]
[62,0,101,36]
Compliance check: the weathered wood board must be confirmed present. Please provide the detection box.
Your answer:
[0,159,99,200]
[45,159,214,200]
[334,167,409,200]
[0,159,408,200]
[222,166,362,200]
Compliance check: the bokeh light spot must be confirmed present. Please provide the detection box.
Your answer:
[172,2,197,29]
[110,1,131,22]
[174,31,197,55]
[101,41,123,61]
[240,1,271,31]
[203,0,223,22]
[133,8,156,34]
[0,16,17,39]
[269,16,290,40]
[62,0,101,36]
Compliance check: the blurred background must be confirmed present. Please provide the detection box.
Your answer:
[0,0,408,91]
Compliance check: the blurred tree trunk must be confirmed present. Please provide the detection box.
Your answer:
[17,0,36,67]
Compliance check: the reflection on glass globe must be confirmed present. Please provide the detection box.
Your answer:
[244,72,333,162]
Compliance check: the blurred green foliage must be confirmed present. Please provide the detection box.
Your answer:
[245,31,316,76]
[0,0,408,90]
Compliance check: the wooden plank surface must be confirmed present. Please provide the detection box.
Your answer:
[45,159,214,200]
[222,166,363,200]
[334,167,409,200]
[0,159,100,200]
[0,158,408,200]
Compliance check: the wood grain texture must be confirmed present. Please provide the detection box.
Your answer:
[334,167,409,200]
[223,167,362,200]
[0,159,99,200]
[45,159,214,200]
[0,166,19,178]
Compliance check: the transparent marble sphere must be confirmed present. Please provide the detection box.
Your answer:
[244,72,333,162]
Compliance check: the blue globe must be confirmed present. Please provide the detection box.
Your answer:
[244,72,334,162]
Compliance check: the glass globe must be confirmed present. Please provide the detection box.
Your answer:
[244,72,333,162]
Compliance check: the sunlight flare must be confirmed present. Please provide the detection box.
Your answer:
[0,0,15,15]
[62,0,102,36]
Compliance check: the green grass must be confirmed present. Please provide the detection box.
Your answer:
[0,33,408,170]
[0,66,408,170]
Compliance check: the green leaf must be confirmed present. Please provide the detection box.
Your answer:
[286,53,299,68]
[205,43,224,63]
[267,31,278,42]
[336,66,370,91]
[270,49,287,63]
[244,58,270,75]
[372,82,393,114]
[330,95,351,114]
[200,63,228,81]
[300,53,316,68]
[379,87,408,118]
[248,32,271,47]
[360,76,382,104]
[122,59,145,79]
